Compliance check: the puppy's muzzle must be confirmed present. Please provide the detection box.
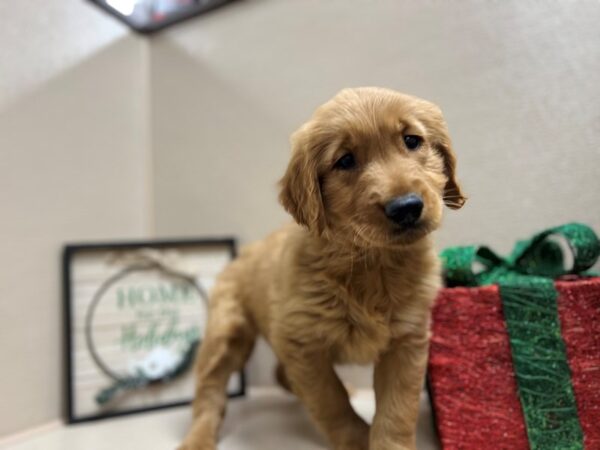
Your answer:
[384,194,424,228]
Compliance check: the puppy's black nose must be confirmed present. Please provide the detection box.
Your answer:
[384,194,424,227]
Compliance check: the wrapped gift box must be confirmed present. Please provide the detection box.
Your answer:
[428,224,600,450]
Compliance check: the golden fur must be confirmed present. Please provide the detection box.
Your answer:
[180,87,465,450]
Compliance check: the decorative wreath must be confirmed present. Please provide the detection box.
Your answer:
[84,249,208,405]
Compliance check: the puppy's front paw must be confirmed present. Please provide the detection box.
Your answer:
[177,443,215,450]
[177,437,216,450]
[334,418,370,450]
[369,436,416,450]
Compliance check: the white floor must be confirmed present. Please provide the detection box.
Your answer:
[1,388,440,450]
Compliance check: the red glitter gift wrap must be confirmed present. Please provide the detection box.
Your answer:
[428,277,600,450]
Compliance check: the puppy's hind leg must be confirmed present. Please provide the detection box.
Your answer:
[179,287,256,450]
[276,349,370,450]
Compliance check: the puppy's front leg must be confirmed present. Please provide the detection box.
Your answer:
[279,350,370,450]
[370,334,429,450]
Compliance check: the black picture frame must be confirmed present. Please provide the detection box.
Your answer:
[88,0,237,34]
[63,237,244,424]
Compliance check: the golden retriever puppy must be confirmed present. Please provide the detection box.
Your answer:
[180,87,465,450]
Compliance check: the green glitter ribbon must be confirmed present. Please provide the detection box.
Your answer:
[441,223,600,450]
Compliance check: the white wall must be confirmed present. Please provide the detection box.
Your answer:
[151,0,600,386]
[0,0,151,436]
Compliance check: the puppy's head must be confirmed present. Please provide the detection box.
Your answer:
[279,87,465,248]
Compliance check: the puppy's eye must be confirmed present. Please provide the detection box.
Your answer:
[403,135,423,150]
[333,153,356,170]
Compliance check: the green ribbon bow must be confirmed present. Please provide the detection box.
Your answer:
[440,223,600,450]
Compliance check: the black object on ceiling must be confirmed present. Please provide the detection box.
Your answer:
[89,0,235,33]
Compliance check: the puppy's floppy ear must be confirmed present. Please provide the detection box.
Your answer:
[425,109,467,209]
[279,122,327,233]
[436,138,466,209]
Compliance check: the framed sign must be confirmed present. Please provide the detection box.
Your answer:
[88,0,235,34]
[63,238,244,423]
